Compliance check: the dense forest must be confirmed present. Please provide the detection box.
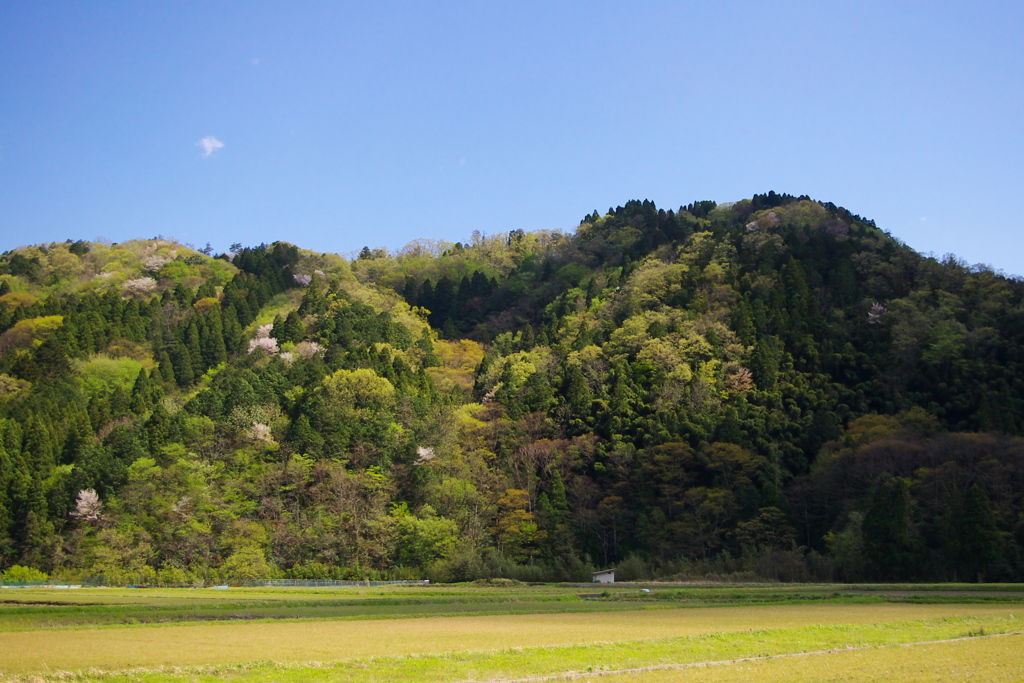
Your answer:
[1,192,1023,585]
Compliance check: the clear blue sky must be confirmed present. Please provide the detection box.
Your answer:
[2,2,1022,274]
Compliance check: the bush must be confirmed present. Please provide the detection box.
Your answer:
[752,550,811,582]
[426,544,485,583]
[615,555,655,581]
[1,565,49,584]
[286,561,334,580]
[548,554,595,582]
[472,577,524,586]
[156,564,191,587]
[219,546,275,583]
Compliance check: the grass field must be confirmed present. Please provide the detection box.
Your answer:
[0,583,1021,681]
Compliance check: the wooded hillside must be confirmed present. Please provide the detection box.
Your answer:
[2,192,1022,585]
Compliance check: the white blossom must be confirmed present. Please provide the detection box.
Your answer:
[122,277,158,295]
[868,302,887,324]
[293,341,323,358]
[727,367,754,393]
[250,422,274,442]
[248,336,279,354]
[248,325,279,353]
[293,273,312,286]
[414,446,435,465]
[143,255,172,272]
[71,489,104,523]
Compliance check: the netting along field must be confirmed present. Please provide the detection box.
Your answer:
[0,584,1022,681]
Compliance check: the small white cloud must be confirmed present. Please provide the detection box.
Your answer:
[197,136,224,158]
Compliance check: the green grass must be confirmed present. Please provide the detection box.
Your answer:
[0,593,654,632]
[2,614,1020,682]
[246,290,303,331]
[3,583,1023,633]
[593,633,1024,682]
[2,584,1023,680]
[0,585,650,631]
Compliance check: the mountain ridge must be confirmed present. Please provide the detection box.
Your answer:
[1,192,1022,585]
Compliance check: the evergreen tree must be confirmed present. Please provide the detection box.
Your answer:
[863,474,919,579]
[947,484,1002,582]
[282,311,306,343]
[129,369,152,414]
[297,273,328,316]
[201,307,228,367]
[157,350,176,385]
[172,344,194,387]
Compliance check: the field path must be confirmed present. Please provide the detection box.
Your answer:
[0,603,1019,675]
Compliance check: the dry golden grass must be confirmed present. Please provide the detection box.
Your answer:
[596,633,1024,682]
[0,603,1019,675]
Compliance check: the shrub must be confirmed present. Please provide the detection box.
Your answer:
[0,565,49,584]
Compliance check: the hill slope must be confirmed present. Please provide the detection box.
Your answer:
[1,193,1023,584]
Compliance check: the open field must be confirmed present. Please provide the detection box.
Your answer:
[0,584,1022,680]
[593,632,1024,682]
[2,582,1022,632]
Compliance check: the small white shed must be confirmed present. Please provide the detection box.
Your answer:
[591,568,616,583]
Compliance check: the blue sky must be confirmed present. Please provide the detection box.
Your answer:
[1,2,1022,274]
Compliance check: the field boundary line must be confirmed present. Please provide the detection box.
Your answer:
[475,630,1024,682]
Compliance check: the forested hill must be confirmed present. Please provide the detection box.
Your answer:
[1,192,1023,586]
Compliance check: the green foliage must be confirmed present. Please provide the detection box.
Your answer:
[0,564,48,584]
[77,355,149,399]
[862,473,920,578]
[393,504,459,568]
[2,196,1024,583]
[0,315,63,353]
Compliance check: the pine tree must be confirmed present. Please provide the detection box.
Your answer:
[129,369,152,414]
[561,363,593,432]
[245,290,261,321]
[172,344,194,387]
[282,311,306,343]
[201,306,228,367]
[402,276,418,305]
[144,402,171,452]
[157,350,176,386]
[288,414,323,455]
[185,319,203,375]
[863,474,919,579]
[173,283,194,306]
[87,397,111,433]
[297,273,328,316]
[948,484,1002,582]
[195,282,216,300]
[419,280,435,316]
[270,314,286,342]
[221,305,244,355]
[21,417,56,478]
